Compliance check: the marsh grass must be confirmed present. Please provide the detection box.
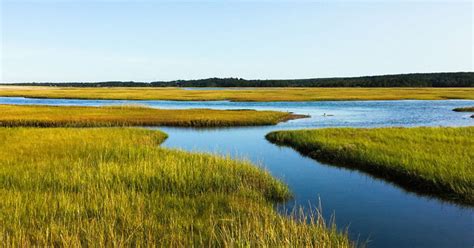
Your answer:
[453,106,474,112]
[0,104,303,128]
[266,127,474,205]
[0,127,351,247]
[0,86,473,101]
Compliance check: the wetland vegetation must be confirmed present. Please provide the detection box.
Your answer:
[0,104,304,127]
[0,127,351,247]
[0,86,473,101]
[266,127,474,205]
[453,106,474,112]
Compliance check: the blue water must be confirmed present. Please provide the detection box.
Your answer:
[1,96,473,248]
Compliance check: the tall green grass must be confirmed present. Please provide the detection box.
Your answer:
[266,127,474,205]
[0,104,305,128]
[0,127,351,247]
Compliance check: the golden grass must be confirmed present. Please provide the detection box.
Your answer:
[0,128,351,247]
[0,104,304,127]
[0,86,473,101]
[266,127,474,205]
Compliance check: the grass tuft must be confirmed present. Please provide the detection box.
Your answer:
[453,106,474,112]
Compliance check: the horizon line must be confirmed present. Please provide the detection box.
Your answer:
[2,71,472,84]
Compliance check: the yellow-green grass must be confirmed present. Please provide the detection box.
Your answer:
[0,127,351,247]
[0,104,305,128]
[266,127,474,205]
[0,86,473,101]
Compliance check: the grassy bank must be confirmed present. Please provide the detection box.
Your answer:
[0,128,351,246]
[266,127,474,205]
[453,106,474,118]
[1,86,473,101]
[0,104,304,127]
[453,106,474,112]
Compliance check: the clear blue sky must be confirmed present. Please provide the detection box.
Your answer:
[1,0,472,82]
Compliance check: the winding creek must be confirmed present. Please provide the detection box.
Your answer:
[1,96,473,248]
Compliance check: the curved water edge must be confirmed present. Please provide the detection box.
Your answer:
[0,96,473,248]
[266,133,474,207]
[158,126,474,248]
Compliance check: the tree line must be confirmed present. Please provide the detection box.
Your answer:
[7,72,474,87]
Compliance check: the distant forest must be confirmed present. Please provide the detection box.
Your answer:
[8,72,474,87]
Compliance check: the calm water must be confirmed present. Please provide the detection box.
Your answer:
[1,96,473,248]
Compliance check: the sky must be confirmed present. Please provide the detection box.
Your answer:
[1,0,472,82]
